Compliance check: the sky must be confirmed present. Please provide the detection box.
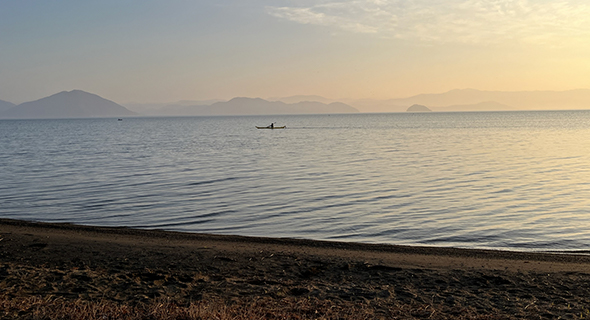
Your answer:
[1,0,590,104]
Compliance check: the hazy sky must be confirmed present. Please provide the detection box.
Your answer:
[2,0,590,104]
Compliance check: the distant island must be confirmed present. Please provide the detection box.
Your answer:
[406,104,431,112]
[0,90,136,119]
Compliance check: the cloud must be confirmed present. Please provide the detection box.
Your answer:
[266,0,590,45]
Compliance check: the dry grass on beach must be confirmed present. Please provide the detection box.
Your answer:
[1,295,506,320]
[3,219,590,319]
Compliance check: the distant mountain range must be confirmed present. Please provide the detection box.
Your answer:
[125,99,226,115]
[206,98,358,115]
[3,88,590,119]
[126,97,358,116]
[432,101,515,112]
[346,89,590,113]
[0,91,358,119]
[269,95,335,105]
[273,89,590,113]
[0,90,136,119]
[393,89,590,111]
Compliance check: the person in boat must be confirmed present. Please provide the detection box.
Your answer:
[270,123,274,129]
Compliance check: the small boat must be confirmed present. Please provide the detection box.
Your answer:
[256,125,286,129]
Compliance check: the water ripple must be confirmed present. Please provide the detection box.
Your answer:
[2,112,590,251]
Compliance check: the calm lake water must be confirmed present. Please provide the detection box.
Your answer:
[2,111,590,252]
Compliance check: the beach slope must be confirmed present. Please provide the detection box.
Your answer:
[2,219,590,319]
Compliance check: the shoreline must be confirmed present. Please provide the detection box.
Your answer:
[6,218,589,257]
[2,218,590,319]
[2,218,590,271]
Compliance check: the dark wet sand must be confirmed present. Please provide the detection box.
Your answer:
[2,218,590,319]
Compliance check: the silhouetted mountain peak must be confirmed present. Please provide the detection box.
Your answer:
[0,99,16,113]
[0,90,136,119]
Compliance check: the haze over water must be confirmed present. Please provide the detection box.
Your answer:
[2,111,590,252]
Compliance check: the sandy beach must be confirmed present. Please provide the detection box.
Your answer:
[2,218,590,319]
